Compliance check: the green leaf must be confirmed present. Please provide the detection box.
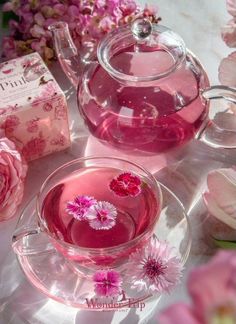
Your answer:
[2,11,19,29]
[213,237,236,249]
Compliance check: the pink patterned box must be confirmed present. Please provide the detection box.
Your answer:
[0,52,71,161]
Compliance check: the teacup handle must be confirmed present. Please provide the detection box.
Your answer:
[197,85,236,148]
[12,226,55,256]
[12,198,55,256]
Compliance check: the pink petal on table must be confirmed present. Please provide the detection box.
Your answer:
[219,52,236,86]
[221,19,236,47]
[159,303,200,324]
[204,168,236,229]
[227,0,236,17]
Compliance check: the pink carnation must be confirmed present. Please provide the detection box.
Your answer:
[0,137,28,221]
[93,270,122,297]
[66,195,97,220]
[109,172,142,197]
[87,201,117,230]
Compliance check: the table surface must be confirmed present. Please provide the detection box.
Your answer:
[0,1,235,323]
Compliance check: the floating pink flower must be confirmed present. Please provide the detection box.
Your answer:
[109,172,142,197]
[66,195,96,220]
[159,251,236,324]
[93,270,122,297]
[87,201,117,230]
[127,236,182,294]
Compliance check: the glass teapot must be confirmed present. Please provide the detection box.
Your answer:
[49,18,236,154]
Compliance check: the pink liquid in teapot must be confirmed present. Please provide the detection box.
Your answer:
[78,46,210,154]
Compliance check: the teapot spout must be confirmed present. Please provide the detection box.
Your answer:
[49,22,82,88]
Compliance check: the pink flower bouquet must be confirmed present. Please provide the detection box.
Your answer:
[0,137,28,221]
[2,0,160,63]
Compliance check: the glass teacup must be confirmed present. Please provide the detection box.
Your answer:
[13,157,162,275]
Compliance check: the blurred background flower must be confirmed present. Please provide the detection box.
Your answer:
[219,0,236,86]
[1,0,160,64]
[159,251,236,324]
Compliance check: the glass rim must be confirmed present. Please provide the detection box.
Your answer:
[36,155,163,253]
[97,24,186,84]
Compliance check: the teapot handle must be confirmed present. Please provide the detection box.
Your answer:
[12,198,55,256]
[197,85,236,148]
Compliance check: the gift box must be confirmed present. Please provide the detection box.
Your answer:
[0,52,71,161]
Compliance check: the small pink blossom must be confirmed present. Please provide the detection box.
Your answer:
[87,201,117,230]
[34,13,45,27]
[66,195,97,220]
[119,0,137,16]
[109,172,141,197]
[127,236,182,294]
[2,37,17,59]
[159,251,236,324]
[0,137,28,221]
[93,270,122,297]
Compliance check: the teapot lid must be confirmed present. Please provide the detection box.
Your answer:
[97,18,186,83]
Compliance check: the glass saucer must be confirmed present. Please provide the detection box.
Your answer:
[14,183,191,310]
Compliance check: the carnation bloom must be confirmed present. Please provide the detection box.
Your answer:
[87,201,117,230]
[93,270,122,297]
[109,172,142,197]
[66,195,97,220]
[159,251,236,324]
[0,137,28,221]
[127,236,182,293]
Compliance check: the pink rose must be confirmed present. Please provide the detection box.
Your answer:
[0,137,28,221]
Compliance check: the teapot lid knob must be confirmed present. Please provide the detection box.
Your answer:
[131,17,152,40]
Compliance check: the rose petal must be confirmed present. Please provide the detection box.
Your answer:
[221,20,236,47]
[227,0,236,17]
[219,52,236,86]
[204,168,236,229]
